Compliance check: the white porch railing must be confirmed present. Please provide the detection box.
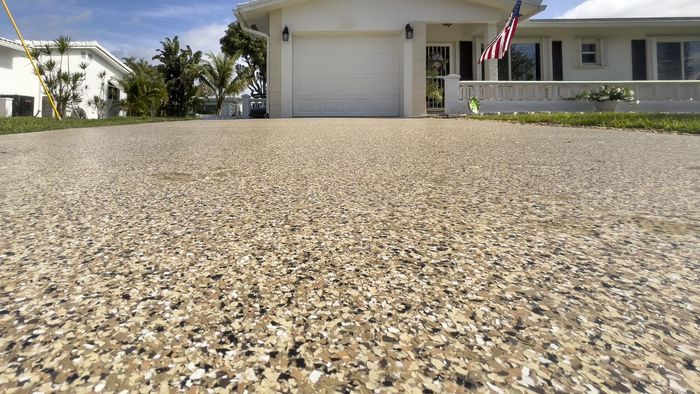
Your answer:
[441,76,700,114]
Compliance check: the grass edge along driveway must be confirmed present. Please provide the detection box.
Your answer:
[0,117,192,135]
[470,112,700,134]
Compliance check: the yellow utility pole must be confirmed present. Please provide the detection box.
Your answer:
[1,0,61,119]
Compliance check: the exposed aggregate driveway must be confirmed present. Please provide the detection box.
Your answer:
[0,119,698,393]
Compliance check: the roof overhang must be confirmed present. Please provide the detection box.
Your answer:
[20,40,132,75]
[237,0,546,27]
[0,37,23,51]
[524,17,700,28]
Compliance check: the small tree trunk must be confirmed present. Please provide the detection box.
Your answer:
[217,95,225,116]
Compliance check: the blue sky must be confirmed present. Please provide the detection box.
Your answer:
[0,0,696,60]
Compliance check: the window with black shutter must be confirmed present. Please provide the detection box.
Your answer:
[552,41,563,81]
[631,40,647,80]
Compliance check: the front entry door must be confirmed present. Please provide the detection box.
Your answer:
[460,41,474,81]
[426,44,452,112]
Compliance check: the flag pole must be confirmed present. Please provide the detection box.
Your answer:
[1,0,61,120]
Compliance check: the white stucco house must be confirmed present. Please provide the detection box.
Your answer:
[235,0,700,117]
[0,37,131,119]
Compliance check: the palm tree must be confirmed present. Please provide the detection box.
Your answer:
[200,52,248,115]
[119,59,168,117]
[54,36,72,74]
[36,36,87,117]
[153,36,203,117]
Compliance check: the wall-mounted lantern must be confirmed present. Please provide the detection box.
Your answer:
[282,26,290,42]
[405,24,414,40]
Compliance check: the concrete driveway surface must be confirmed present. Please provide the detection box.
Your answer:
[0,119,698,393]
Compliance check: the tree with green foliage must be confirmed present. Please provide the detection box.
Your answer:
[200,52,248,115]
[220,22,266,96]
[34,36,92,118]
[509,47,536,81]
[87,70,109,119]
[153,36,204,117]
[119,58,168,117]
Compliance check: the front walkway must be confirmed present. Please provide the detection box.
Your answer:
[0,119,698,392]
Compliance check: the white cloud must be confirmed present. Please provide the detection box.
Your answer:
[100,21,229,62]
[181,23,228,55]
[14,9,93,40]
[133,3,232,21]
[562,0,700,18]
[102,39,160,62]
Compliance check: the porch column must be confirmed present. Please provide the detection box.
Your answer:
[281,15,293,117]
[402,34,413,118]
[483,23,499,81]
[411,22,427,116]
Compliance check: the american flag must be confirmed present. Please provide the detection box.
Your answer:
[479,0,522,64]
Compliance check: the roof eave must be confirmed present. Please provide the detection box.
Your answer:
[20,40,131,75]
[238,0,546,20]
[524,17,700,28]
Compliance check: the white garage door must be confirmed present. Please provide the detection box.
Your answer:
[293,35,401,117]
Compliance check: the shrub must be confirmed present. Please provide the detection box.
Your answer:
[577,85,636,103]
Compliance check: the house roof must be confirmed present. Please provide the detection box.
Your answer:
[0,37,131,75]
[0,36,22,50]
[524,17,700,28]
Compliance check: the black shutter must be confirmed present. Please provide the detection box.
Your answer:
[498,56,509,81]
[459,41,474,81]
[631,40,648,80]
[552,41,564,81]
[535,43,542,81]
[480,45,486,80]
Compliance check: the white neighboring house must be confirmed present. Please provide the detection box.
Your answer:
[202,96,243,118]
[236,0,700,117]
[0,37,131,119]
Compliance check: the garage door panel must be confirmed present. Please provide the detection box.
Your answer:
[293,35,400,117]
[295,55,324,74]
[323,79,346,93]
[345,78,397,94]
[295,99,321,115]
[294,78,323,93]
[322,100,345,114]
[346,99,397,115]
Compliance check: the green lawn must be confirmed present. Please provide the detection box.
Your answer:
[471,113,700,134]
[0,117,191,135]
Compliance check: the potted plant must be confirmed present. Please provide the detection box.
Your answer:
[577,85,636,112]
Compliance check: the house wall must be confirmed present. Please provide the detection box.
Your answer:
[281,0,505,30]
[257,0,699,118]
[51,50,129,119]
[519,24,700,81]
[0,46,44,115]
[266,0,510,117]
[0,45,128,118]
[425,23,700,83]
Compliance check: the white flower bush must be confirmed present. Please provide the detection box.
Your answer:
[577,85,636,103]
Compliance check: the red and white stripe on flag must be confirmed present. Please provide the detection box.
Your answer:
[479,0,522,64]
